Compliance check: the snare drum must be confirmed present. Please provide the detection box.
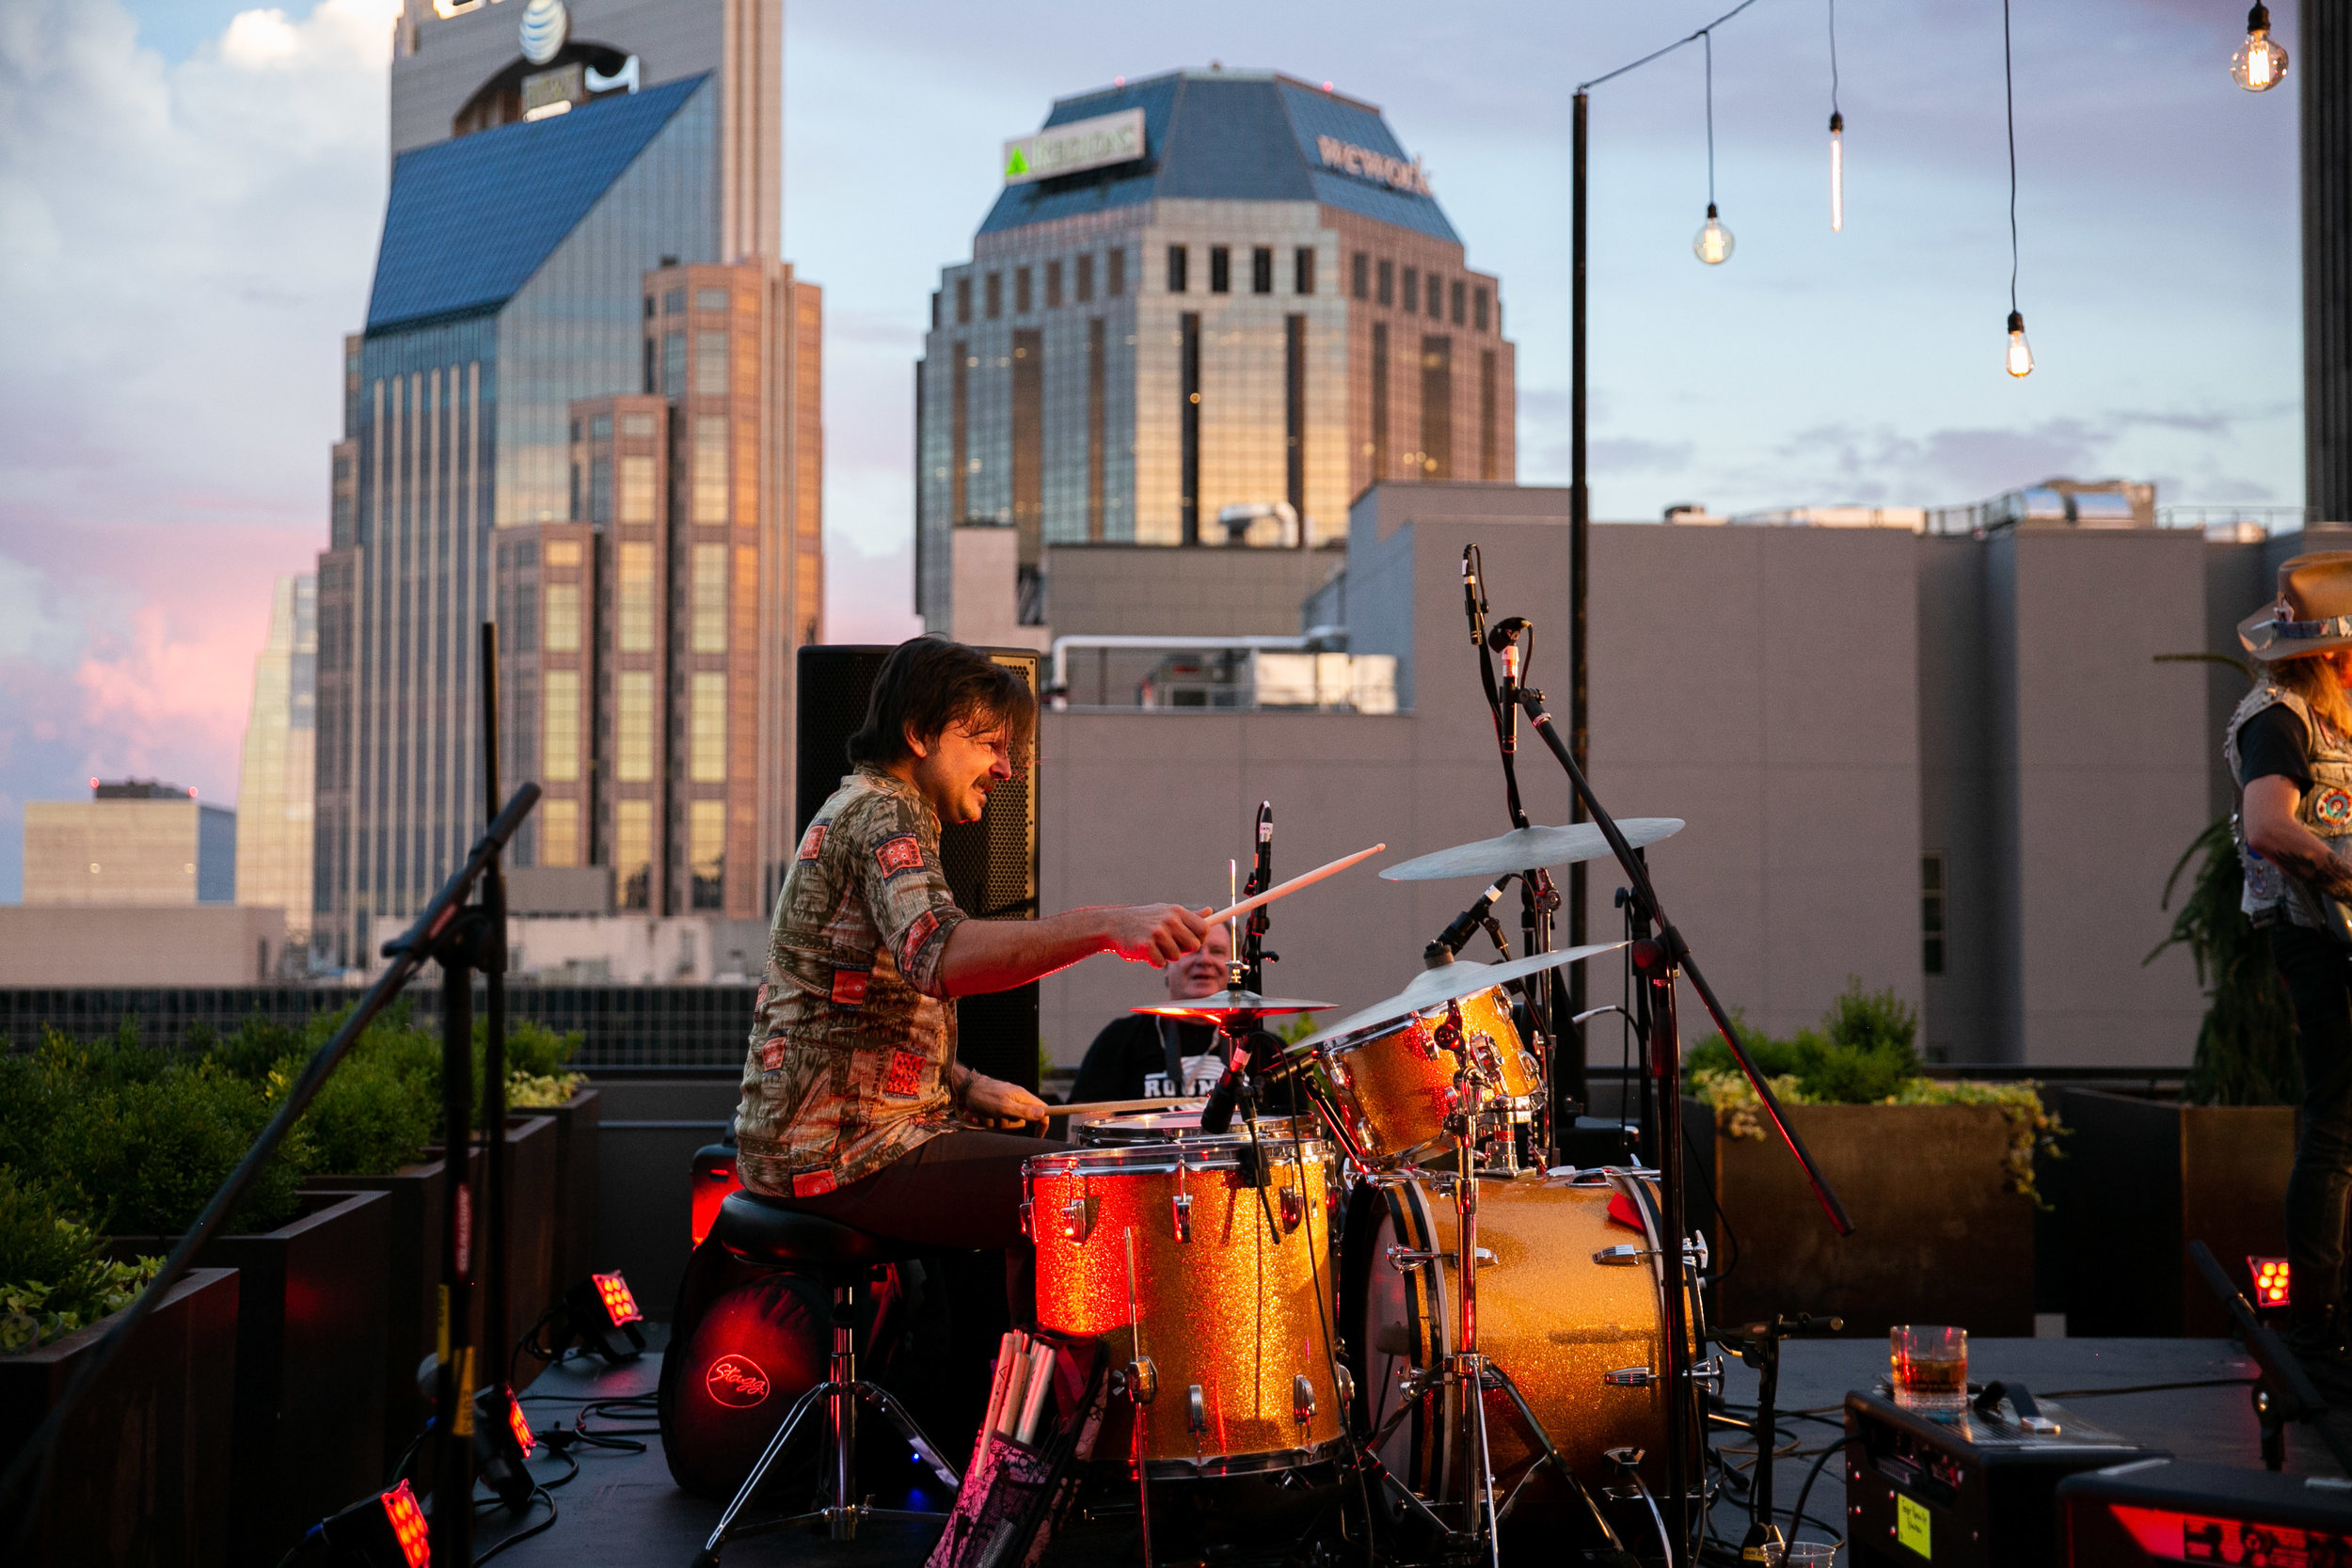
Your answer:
[1310,984,1541,1165]
[1025,1116,1346,1476]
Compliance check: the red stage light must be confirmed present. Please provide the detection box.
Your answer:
[691,1151,742,1246]
[2249,1256,2291,1307]
[594,1271,643,1326]
[382,1481,430,1567]
[507,1393,535,1454]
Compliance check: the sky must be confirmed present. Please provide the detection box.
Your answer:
[0,0,2306,900]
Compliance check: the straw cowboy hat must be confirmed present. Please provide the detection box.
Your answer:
[2241,552,2352,662]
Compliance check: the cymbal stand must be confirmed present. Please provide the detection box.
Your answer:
[1436,999,1503,1568]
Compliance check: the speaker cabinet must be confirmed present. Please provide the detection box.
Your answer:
[794,644,1042,1091]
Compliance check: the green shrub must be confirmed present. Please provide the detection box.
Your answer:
[0,1168,160,1354]
[2150,818,2299,1106]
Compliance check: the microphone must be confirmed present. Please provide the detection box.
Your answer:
[1487,617,1529,752]
[1461,546,1487,645]
[1251,801,1273,897]
[1426,881,1506,966]
[1200,1030,1279,1134]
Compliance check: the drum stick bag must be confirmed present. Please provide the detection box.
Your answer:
[925,1328,1106,1568]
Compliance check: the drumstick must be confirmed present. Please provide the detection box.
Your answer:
[1052,1096,1201,1120]
[1199,843,1385,929]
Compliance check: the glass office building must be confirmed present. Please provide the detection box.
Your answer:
[916,68,1516,634]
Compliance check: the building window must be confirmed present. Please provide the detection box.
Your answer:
[1107,247,1126,296]
[543,582,580,652]
[1285,315,1306,521]
[617,671,654,781]
[588,455,612,522]
[643,338,656,394]
[693,415,728,523]
[956,277,972,325]
[696,286,729,313]
[545,539,582,566]
[1295,246,1315,295]
[618,542,655,652]
[694,331,728,396]
[984,272,1002,319]
[1402,266,1418,314]
[1474,285,1490,332]
[691,672,727,782]
[1250,246,1272,293]
[691,543,727,652]
[616,799,651,909]
[1425,273,1442,318]
[951,339,969,522]
[1451,278,1467,325]
[619,454,656,523]
[1922,853,1947,975]
[662,286,685,314]
[591,414,612,439]
[1168,245,1188,293]
[662,331,686,397]
[1421,336,1453,479]
[1087,317,1105,542]
[1352,252,1369,299]
[1045,259,1063,309]
[690,800,725,910]
[930,291,941,331]
[1015,265,1032,314]
[542,669,580,782]
[1371,322,1390,479]
[622,413,656,437]
[1012,330,1042,546]
[539,798,580,868]
[1180,311,1200,544]
[1210,245,1231,293]
[1075,253,1094,302]
[1376,259,1393,307]
[1480,348,1498,482]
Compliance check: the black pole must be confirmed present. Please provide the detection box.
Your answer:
[478,622,509,1394]
[1637,938,1693,1563]
[431,932,478,1567]
[1565,87,1592,1131]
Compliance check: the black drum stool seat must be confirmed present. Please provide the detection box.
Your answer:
[691,1191,961,1566]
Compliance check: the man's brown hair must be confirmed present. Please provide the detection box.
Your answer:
[846,637,1037,769]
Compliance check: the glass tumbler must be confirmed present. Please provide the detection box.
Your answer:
[1890,1324,1968,1411]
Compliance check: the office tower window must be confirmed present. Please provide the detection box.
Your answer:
[1075,253,1094,302]
[1426,273,1441,318]
[950,340,969,521]
[1015,265,1032,314]
[696,286,729,313]
[617,671,654,781]
[591,414,612,439]
[1480,348,1498,481]
[930,292,941,331]
[1045,259,1063,308]
[1011,330,1042,549]
[1087,317,1105,542]
[1474,285,1490,332]
[691,543,727,652]
[1922,853,1947,974]
[539,798,580,867]
[1284,315,1306,521]
[618,542,655,652]
[1376,259,1393,306]
[690,799,725,909]
[694,331,728,395]
[1371,322,1390,478]
[1295,246,1315,295]
[619,455,656,522]
[545,539,582,566]
[1250,246,1272,293]
[1352,252,1369,299]
[662,331,686,397]
[1402,267,1418,314]
[622,413,656,438]
[544,582,580,652]
[1421,336,1453,478]
[985,272,1002,318]
[1210,245,1231,293]
[1451,278,1466,325]
[643,338,655,393]
[1168,245,1188,293]
[662,286,685,314]
[616,800,651,909]
[691,672,727,782]
[1107,247,1126,296]
[644,295,657,320]
[956,277,972,325]
[1180,311,1200,544]
[542,669,580,781]
[588,455,612,522]
[693,416,728,523]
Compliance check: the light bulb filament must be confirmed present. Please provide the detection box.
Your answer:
[1829,112,1845,233]
[2005,310,2034,378]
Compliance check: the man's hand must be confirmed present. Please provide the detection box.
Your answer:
[965,1073,1051,1128]
[1101,904,1212,968]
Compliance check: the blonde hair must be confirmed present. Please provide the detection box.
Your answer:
[2269,650,2352,741]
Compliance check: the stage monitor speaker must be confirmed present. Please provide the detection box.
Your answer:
[795,643,1042,1092]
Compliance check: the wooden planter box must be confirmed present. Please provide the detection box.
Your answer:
[1690,1097,2036,1338]
[2061,1087,2296,1337]
[536,1086,601,1299]
[0,1267,240,1568]
[112,1190,389,1566]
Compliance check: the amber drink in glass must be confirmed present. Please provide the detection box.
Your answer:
[1890,1324,1967,1412]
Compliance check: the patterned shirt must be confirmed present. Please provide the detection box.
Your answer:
[736,767,971,1196]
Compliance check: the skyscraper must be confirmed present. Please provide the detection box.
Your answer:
[915,68,1515,633]
[315,0,818,964]
[236,575,317,950]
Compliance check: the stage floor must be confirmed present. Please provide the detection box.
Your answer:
[480,1330,2328,1565]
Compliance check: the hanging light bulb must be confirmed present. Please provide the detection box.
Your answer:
[2232,4,2289,92]
[2005,310,2034,378]
[1692,204,1734,265]
[1829,111,1845,232]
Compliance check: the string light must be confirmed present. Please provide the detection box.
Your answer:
[2232,4,2288,92]
[1827,0,1844,231]
[1692,33,1734,264]
[1999,0,2031,377]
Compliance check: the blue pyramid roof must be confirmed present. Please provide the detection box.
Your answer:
[366,75,707,333]
[977,71,1459,245]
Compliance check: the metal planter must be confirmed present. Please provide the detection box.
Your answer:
[0,1267,240,1568]
[535,1087,601,1308]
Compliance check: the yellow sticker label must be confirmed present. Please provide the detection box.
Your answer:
[453,1346,476,1435]
[1898,1494,1931,1558]
[437,1286,451,1362]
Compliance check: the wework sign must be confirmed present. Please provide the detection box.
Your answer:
[1314,135,1432,197]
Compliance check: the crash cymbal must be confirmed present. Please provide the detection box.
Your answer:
[1379,819,1685,882]
[1289,942,1626,1050]
[1132,989,1333,1022]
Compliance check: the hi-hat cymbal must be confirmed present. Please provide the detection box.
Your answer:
[1379,819,1685,882]
[1290,942,1626,1050]
[1133,989,1333,1022]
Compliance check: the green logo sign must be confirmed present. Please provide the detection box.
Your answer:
[1898,1495,1931,1558]
[1005,148,1030,178]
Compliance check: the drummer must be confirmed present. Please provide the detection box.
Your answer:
[735,635,1210,1318]
[1070,919,1235,1102]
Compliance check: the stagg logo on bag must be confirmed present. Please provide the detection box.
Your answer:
[707,1354,771,1408]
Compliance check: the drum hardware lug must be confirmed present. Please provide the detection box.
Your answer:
[1279,1189,1305,1233]
[1593,1244,1645,1266]
[1060,1196,1098,1243]
[1334,1363,1356,1409]
[1018,1200,1032,1239]
[1602,1366,1655,1387]
[1292,1373,1317,1426]
[1185,1385,1208,1436]
[1122,1356,1158,1406]
[1685,1232,1711,1271]
[1688,1355,1724,1393]
[1387,1245,1443,1274]
[1170,1192,1193,1243]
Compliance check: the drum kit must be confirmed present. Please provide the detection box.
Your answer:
[1015,546,1856,1568]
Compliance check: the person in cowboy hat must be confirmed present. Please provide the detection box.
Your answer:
[2233,550,2352,1378]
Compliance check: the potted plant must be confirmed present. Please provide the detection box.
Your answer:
[1685,983,2060,1338]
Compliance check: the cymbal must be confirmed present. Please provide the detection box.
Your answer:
[1379,819,1685,882]
[1290,942,1626,1050]
[1133,989,1333,1022]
